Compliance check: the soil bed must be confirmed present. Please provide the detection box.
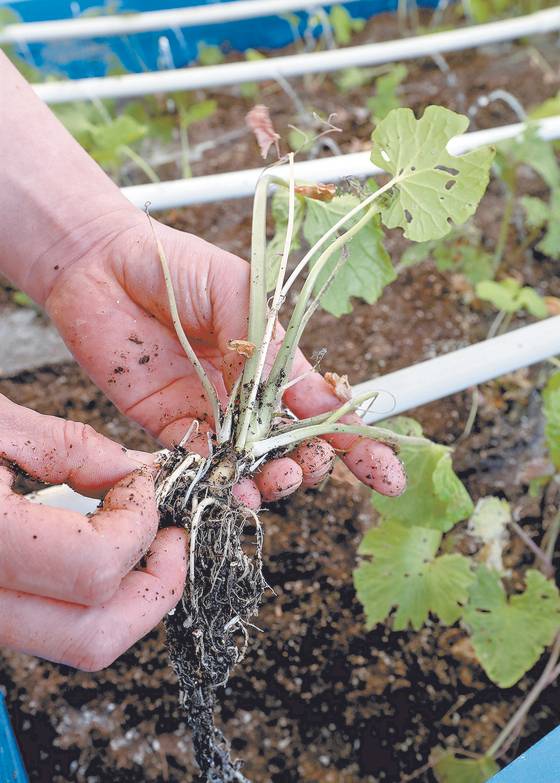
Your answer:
[1,11,559,782]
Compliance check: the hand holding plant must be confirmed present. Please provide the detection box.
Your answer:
[0,394,187,670]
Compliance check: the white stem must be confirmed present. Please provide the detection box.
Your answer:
[252,422,431,458]
[236,155,296,451]
[149,222,222,433]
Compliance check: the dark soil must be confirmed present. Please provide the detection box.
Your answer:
[1,9,560,783]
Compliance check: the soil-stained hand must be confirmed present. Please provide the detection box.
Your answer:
[46,220,406,506]
[0,394,187,670]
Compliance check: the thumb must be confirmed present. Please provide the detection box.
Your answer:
[0,393,153,495]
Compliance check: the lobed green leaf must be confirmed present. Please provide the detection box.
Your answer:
[464,567,560,687]
[370,106,494,242]
[372,417,473,532]
[302,193,396,316]
[354,520,474,630]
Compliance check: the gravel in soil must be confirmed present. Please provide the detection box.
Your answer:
[1,11,560,783]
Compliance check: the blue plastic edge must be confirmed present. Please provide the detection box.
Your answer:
[0,691,28,783]
[4,0,440,79]
[488,726,560,783]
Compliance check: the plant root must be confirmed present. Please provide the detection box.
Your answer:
[157,445,267,782]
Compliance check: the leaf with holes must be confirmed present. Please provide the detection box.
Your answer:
[463,567,560,687]
[370,106,495,242]
[372,417,473,531]
[354,520,474,630]
[303,193,395,316]
[433,751,500,783]
[543,372,560,470]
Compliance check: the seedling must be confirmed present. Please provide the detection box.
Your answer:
[150,105,494,781]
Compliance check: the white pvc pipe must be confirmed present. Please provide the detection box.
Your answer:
[358,316,560,423]
[33,8,560,105]
[1,0,362,44]
[121,114,560,210]
[27,317,560,512]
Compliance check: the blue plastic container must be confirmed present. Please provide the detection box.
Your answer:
[4,0,439,79]
[0,692,28,783]
[489,726,560,783]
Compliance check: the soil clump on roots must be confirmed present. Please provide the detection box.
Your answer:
[157,444,267,782]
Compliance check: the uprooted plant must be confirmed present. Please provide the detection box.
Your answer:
[150,105,494,782]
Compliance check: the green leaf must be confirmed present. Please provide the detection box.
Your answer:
[537,188,560,261]
[517,286,549,318]
[197,43,225,66]
[498,128,560,190]
[464,567,560,687]
[399,241,435,269]
[329,5,364,46]
[370,106,495,241]
[368,64,408,123]
[179,99,217,129]
[433,242,494,284]
[476,278,548,317]
[372,417,473,532]
[303,194,396,316]
[86,115,147,167]
[335,66,382,93]
[265,190,305,290]
[529,93,560,121]
[433,752,500,783]
[521,195,549,230]
[543,372,560,470]
[354,521,474,630]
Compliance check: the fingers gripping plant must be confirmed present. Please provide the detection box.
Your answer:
[152,106,494,782]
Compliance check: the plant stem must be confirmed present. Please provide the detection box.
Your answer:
[148,219,222,433]
[268,390,380,438]
[252,421,431,459]
[509,519,553,577]
[236,156,296,452]
[251,204,381,445]
[120,145,160,183]
[238,173,271,422]
[544,512,560,562]
[488,632,560,759]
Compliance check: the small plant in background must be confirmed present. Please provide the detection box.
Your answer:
[328,4,366,46]
[367,63,408,122]
[354,366,560,780]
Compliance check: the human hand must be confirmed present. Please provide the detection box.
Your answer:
[45,217,406,506]
[0,394,187,670]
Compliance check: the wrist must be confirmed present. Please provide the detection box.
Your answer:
[24,199,145,307]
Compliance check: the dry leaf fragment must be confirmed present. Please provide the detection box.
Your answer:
[228,339,256,358]
[294,183,336,202]
[246,105,280,159]
[324,371,352,402]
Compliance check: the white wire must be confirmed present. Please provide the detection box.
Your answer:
[32,8,560,105]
